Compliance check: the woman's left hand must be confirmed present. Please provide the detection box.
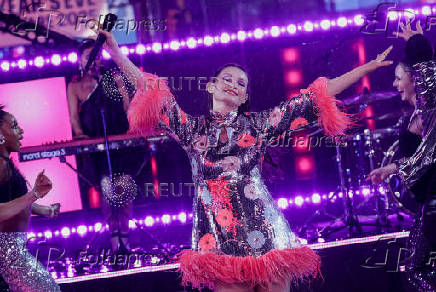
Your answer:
[368,45,394,72]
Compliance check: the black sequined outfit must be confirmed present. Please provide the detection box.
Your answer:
[397,35,436,291]
[0,156,60,292]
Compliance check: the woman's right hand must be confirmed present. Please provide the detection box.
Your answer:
[33,170,53,197]
[394,20,423,41]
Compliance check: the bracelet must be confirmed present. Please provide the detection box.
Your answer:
[49,206,55,218]
[31,189,42,199]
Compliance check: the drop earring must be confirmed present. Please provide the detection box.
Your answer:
[0,134,5,145]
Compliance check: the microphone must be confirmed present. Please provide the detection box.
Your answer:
[84,13,118,73]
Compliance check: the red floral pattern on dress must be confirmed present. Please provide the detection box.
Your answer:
[180,109,187,124]
[216,208,234,227]
[237,133,256,147]
[290,117,309,130]
[198,233,216,251]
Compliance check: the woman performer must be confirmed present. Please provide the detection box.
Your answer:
[0,106,61,291]
[369,21,436,291]
[96,28,393,291]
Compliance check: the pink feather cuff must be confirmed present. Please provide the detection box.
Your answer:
[127,72,174,135]
[176,246,321,290]
[308,77,353,136]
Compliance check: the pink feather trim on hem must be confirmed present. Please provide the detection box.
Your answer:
[307,77,353,136]
[176,246,321,290]
[127,72,174,135]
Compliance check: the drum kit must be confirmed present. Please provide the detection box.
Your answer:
[302,90,419,239]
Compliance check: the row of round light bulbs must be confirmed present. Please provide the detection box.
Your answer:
[3,4,434,73]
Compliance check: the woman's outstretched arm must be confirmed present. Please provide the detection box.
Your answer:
[327,46,393,96]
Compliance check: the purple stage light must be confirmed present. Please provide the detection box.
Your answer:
[186,38,197,48]
[289,199,293,204]
[220,33,230,43]
[337,17,347,27]
[354,14,364,25]
[136,44,146,55]
[277,198,288,209]
[312,193,321,204]
[44,231,53,239]
[34,56,44,67]
[77,225,87,236]
[152,43,162,53]
[61,227,71,238]
[51,54,61,66]
[320,19,330,30]
[72,228,76,233]
[17,59,26,69]
[237,31,247,41]
[338,192,344,198]
[170,41,180,50]
[37,232,43,238]
[303,21,314,32]
[94,222,103,232]
[253,28,264,39]
[295,196,304,206]
[287,24,296,34]
[378,186,386,194]
[204,36,214,46]
[121,46,129,55]
[54,231,60,236]
[387,11,398,20]
[1,61,10,72]
[362,188,371,196]
[172,215,176,220]
[67,52,77,63]
[270,26,280,37]
[145,216,154,226]
[162,214,171,224]
[178,212,187,223]
[129,220,136,229]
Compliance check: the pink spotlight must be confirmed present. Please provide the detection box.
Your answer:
[170,41,180,50]
[337,17,347,27]
[287,24,297,34]
[320,19,330,30]
[303,21,314,32]
[51,54,61,66]
[178,212,187,223]
[312,193,321,204]
[354,14,364,26]
[294,196,304,206]
[187,38,197,48]
[162,214,171,224]
[277,198,288,209]
[34,56,44,68]
[17,59,26,69]
[61,227,71,238]
[145,216,154,226]
[1,61,10,72]
[253,28,264,39]
[204,36,214,46]
[237,31,247,41]
[136,44,146,55]
[220,33,230,43]
[77,225,87,236]
[67,52,77,63]
[152,43,162,53]
[270,26,280,37]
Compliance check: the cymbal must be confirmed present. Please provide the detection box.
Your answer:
[342,91,399,106]
[343,128,400,141]
[360,110,413,122]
